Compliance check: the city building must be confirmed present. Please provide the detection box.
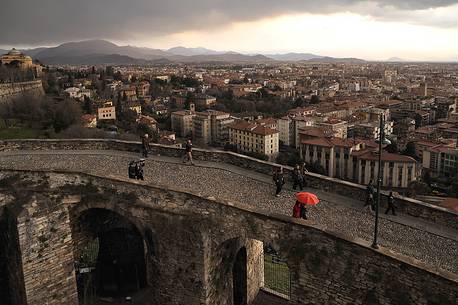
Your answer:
[278,115,315,147]
[97,101,116,121]
[300,137,364,179]
[300,137,418,188]
[193,110,235,145]
[228,121,279,158]
[171,110,196,137]
[316,119,348,139]
[194,95,217,108]
[353,150,418,188]
[422,145,458,177]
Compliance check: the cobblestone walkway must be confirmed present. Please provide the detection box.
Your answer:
[1,150,457,275]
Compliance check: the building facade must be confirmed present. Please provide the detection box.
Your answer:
[171,110,196,137]
[300,137,418,188]
[228,121,279,159]
[97,101,116,121]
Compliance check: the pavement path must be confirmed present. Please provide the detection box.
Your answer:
[0,150,457,275]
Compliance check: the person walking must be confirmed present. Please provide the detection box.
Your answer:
[273,168,285,197]
[292,201,301,218]
[182,139,195,165]
[292,164,304,191]
[300,162,309,187]
[300,204,308,220]
[141,134,150,158]
[135,159,145,181]
[364,180,375,211]
[128,161,137,179]
[385,191,396,215]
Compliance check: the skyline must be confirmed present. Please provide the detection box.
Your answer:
[1,1,458,61]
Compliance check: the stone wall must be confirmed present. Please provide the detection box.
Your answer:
[0,171,456,305]
[16,194,79,305]
[0,80,44,103]
[1,138,457,231]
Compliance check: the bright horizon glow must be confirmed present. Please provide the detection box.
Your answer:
[133,12,458,61]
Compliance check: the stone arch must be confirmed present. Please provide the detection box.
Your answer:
[233,246,248,305]
[70,207,150,301]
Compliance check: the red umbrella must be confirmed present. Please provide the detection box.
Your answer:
[296,192,320,205]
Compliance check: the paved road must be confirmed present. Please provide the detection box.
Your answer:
[1,150,457,275]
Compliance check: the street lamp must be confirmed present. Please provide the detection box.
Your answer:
[371,114,391,249]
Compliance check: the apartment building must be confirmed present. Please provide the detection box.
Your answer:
[422,145,458,177]
[171,110,196,137]
[193,110,234,145]
[228,121,279,158]
[194,95,217,108]
[350,121,393,140]
[278,115,315,147]
[316,119,348,139]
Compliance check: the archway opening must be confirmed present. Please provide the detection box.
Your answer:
[72,209,147,303]
[233,247,248,305]
[97,227,147,295]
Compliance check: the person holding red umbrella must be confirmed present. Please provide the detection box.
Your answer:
[295,192,320,220]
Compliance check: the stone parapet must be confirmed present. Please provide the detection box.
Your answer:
[1,138,457,231]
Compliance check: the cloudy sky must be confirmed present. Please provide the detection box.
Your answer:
[1,0,458,60]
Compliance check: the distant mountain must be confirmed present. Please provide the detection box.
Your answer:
[386,57,408,62]
[266,53,324,61]
[3,40,367,65]
[34,39,169,61]
[306,56,366,63]
[167,46,224,56]
[38,54,164,65]
[168,53,271,63]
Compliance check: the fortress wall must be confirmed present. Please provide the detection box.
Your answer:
[0,171,456,305]
[0,80,44,103]
[1,138,457,231]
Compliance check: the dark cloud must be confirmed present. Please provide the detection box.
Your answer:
[1,0,457,45]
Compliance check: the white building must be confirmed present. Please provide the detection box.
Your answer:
[228,121,279,159]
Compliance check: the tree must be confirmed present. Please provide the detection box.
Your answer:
[403,142,418,160]
[52,99,82,133]
[82,96,94,114]
[310,95,320,104]
[385,141,399,153]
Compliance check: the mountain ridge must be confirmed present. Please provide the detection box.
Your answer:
[1,39,367,64]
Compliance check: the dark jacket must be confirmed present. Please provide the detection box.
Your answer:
[185,143,193,152]
[273,172,285,186]
[142,137,150,147]
[292,169,303,182]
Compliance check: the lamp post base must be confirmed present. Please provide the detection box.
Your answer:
[371,242,379,249]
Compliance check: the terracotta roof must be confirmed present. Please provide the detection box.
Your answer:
[301,137,362,148]
[229,121,278,136]
[356,149,417,163]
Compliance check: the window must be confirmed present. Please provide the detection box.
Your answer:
[407,166,412,182]
[398,166,403,187]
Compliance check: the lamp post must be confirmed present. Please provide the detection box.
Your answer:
[371,114,389,249]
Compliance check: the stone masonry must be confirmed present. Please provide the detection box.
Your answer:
[0,171,456,305]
